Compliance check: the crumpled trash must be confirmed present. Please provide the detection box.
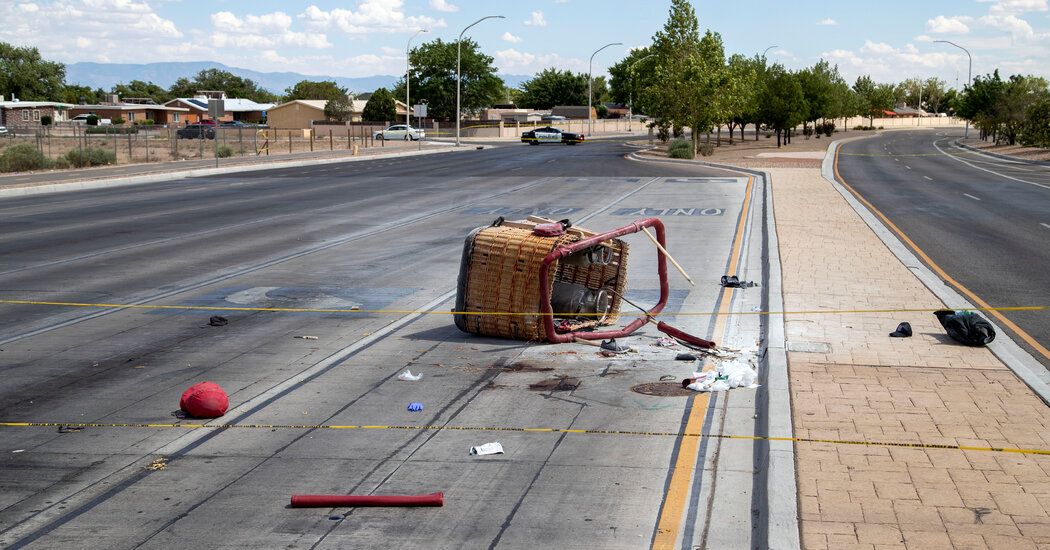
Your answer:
[407,402,423,411]
[209,316,228,326]
[654,338,678,347]
[675,353,698,361]
[469,442,504,455]
[398,370,422,381]
[934,310,995,346]
[889,322,912,338]
[721,275,757,288]
[683,361,758,392]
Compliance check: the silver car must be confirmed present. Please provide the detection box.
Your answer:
[373,124,425,141]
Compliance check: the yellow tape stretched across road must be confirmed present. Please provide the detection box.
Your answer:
[0,299,1045,317]
[3,421,1048,456]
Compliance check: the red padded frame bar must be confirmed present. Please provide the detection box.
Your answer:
[539,217,669,343]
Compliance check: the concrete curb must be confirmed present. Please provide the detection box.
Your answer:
[627,150,801,550]
[0,145,470,198]
[823,136,1050,404]
[953,139,1050,167]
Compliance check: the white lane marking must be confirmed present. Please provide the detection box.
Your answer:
[963,193,982,201]
[933,140,1050,191]
[923,176,933,181]
[1041,223,1050,230]
[905,166,911,170]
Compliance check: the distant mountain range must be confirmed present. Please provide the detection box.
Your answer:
[65,61,532,95]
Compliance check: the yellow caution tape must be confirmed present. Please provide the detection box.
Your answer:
[3,421,1046,455]
[0,299,1045,317]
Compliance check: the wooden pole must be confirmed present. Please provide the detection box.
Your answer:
[641,227,694,286]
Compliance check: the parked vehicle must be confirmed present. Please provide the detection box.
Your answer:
[0,126,7,135]
[176,123,216,139]
[220,120,247,127]
[373,124,425,141]
[541,115,567,121]
[71,114,112,125]
[521,126,584,145]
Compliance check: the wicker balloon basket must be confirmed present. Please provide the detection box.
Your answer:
[455,217,668,342]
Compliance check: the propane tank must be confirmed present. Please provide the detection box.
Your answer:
[550,281,610,320]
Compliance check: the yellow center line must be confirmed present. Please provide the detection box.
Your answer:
[834,143,1050,362]
[652,174,754,549]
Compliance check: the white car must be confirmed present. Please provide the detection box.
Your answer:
[373,124,425,141]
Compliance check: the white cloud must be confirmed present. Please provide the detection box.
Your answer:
[299,2,444,35]
[926,15,972,34]
[861,40,897,55]
[978,0,1048,15]
[502,31,522,43]
[524,10,546,27]
[979,13,1037,40]
[495,48,585,74]
[817,18,837,26]
[17,2,38,12]
[210,10,332,50]
[429,0,457,12]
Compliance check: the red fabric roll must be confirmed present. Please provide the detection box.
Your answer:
[290,492,444,507]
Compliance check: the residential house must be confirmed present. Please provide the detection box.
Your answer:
[603,102,629,119]
[550,106,596,120]
[163,91,275,124]
[67,100,189,124]
[0,99,76,126]
[266,98,407,130]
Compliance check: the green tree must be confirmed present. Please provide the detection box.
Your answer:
[922,78,948,114]
[608,47,657,115]
[797,60,837,132]
[725,54,758,142]
[391,38,503,120]
[168,68,278,103]
[362,87,396,122]
[996,75,1049,145]
[1020,98,1050,147]
[111,80,170,103]
[757,64,805,147]
[516,68,588,109]
[0,42,66,101]
[853,75,895,126]
[956,70,1006,140]
[58,84,106,105]
[324,94,353,121]
[284,79,347,102]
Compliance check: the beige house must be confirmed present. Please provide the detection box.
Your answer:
[266,98,408,130]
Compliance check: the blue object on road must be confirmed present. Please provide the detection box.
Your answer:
[408,402,423,411]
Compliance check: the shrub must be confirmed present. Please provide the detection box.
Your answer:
[0,143,51,171]
[667,138,694,159]
[111,117,125,125]
[698,142,714,157]
[86,115,99,126]
[672,126,685,138]
[822,121,836,136]
[765,132,773,138]
[803,126,814,138]
[55,156,70,169]
[216,144,233,158]
[132,119,155,125]
[86,126,137,134]
[657,126,670,143]
[40,115,52,126]
[62,146,115,167]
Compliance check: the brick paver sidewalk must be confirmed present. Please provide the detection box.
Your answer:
[770,167,1050,549]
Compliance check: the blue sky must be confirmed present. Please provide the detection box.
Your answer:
[1,0,1047,88]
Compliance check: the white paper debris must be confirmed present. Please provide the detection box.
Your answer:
[469,442,504,455]
[686,361,759,392]
[398,370,422,381]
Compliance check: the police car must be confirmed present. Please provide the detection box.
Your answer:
[521,126,584,145]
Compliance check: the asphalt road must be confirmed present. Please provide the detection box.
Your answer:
[836,129,1050,369]
[0,138,769,548]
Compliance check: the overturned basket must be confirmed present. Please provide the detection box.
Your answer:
[454,216,669,342]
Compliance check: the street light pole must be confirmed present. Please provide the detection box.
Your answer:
[457,15,504,147]
[762,45,778,59]
[934,39,971,138]
[589,42,621,137]
[407,29,427,128]
[628,54,655,132]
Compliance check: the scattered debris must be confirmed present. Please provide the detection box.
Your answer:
[573,337,603,347]
[12,449,25,453]
[398,370,422,381]
[470,442,504,455]
[659,374,676,381]
[295,335,319,340]
[600,339,631,354]
[935,310,995,346]
[179,382,229,418]
[146,458,168,471]
[889,322,913,338]
[675,353,698,361]
[57,425,82,433]
[654,338,678,347]
[407,402,423,411]
[720,275,757,288]
[209,316,228,326]
[683,361,759,392]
